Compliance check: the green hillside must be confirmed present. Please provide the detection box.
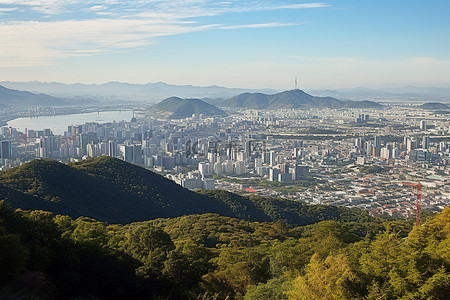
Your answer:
[0,157,235,223]
[197,190,380,234]
[0,157,381,227]
[220,89,383,109]
[153,96,227,118]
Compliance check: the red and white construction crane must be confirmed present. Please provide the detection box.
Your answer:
[402,182,422,226]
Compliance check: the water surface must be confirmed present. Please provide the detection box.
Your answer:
[7,110,134,135]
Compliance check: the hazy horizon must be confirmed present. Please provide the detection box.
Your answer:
[2,80,450,92]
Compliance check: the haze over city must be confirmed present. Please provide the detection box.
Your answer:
[1,0,449,89]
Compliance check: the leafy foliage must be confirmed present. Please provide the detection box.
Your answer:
[0,202,448,299]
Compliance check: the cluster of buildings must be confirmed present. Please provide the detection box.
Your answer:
[0,104,449,218]
[354,135,442,162]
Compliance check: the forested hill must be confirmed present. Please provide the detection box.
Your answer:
[0,157,377,226]
[219,89,384,109]
[0,157,234,223]
[153,97,227,118]
[0,201,448,299]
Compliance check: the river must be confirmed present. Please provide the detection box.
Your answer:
[6,110,134,135]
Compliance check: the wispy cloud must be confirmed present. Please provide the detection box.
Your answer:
[220,22,301,30]
[0,1,328,67]
[0,18,218,66]
[0,7,17,12]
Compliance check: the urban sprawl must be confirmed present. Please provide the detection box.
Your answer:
[1,105,449,220]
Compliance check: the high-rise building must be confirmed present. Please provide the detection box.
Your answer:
[108,141,117,157]
[269,168,280,181]
[392,148,400,158]
[420,120,427,131]
[44,128,52,136]
[120,145,134,162]
[262,151,271,164]
[281,163,290,174]
[374,136,382,156]
[1,141,12,159]
[422,136,430,149]
[224,161,234,174]
[202,178,215,190]
[380,147,390,159]
[254,157,263,168]
[198,162,213,177]
[354,138,364,149]
[407,139,418,151]
[244,140,252,158]
[278,173,291,182]
[235,161,246,175]
[292,165,309,180]
[86,143,97,157]
[269,150,277,166]
[214,162,224,174]
[366,142,374,156]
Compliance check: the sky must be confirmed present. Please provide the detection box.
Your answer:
[0,0,449,90]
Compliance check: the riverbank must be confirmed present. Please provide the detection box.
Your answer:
[5,108,135,135]
[0,105,136,128]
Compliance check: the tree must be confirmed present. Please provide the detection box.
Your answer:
[203,246,271,297]
[163,239,214,288]
[244,277,290,300]
[0,229,28,284]
[359,230,401,280]
[286,253,355,300]
[122,224,175,276]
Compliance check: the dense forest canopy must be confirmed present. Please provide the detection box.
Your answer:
[1,200,448,299]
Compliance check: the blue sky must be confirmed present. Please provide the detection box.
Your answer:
[0,0,449,89]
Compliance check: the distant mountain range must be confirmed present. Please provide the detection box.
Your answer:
[0,84,70,107]
[0,81,277,102]
[418,102,450,110]
[216,89,384,109]
[153,97,227,118]
[309,86,450,103]
[2,80,448,106]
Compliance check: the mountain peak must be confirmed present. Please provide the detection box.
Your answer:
[154,97,227,118]
[419,102,450,110]
[219,89,383,109]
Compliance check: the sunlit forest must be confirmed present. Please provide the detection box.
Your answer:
[1,200,448,299]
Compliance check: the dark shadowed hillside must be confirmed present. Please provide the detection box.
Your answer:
[0,157,235,223]
[0,157,379,226]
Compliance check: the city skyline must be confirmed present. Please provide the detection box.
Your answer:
[1,0,449,89]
